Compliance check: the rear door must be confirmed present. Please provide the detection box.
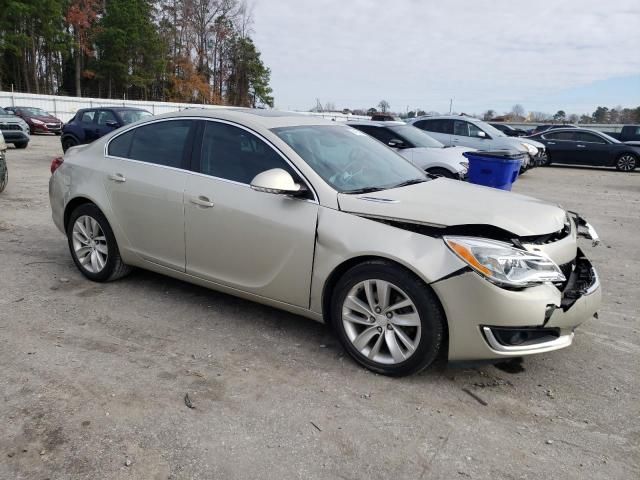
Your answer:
[573,131,609,166]
[541,131,576,163]
[104,119,196,270]
[79,110,99,142]
[184,120,318,307]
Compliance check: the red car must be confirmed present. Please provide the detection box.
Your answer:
[4,106,63,135]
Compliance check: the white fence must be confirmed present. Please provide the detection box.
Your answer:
[0,91,368,123]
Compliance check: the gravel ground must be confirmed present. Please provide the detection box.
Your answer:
[1,136,639,480]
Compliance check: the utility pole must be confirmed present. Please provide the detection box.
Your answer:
[449,99,453,114]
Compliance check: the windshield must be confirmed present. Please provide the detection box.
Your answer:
[116,109,152,125]
[474,120,507,138]
[22,107,51,116]
[389,125,444,148]
[272,125,427,193]
[0,107,8,115]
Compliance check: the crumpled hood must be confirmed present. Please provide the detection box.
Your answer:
[337,179,567,237]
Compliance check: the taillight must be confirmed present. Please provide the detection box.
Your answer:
[51,156,64,174]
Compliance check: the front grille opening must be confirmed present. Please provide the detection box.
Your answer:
[489,327,560,347]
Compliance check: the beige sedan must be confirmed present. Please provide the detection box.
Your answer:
[49,109,601,376]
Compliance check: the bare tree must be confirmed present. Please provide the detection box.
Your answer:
[511,104,525,119]
[378,100,390,113]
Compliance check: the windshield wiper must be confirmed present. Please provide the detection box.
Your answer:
[389,178,427,189]
[343,186,387,195]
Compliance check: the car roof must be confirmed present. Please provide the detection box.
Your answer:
[536,127,604,135]
[148,107,339,129]
[409,115,480,122]
[347,120,406,127]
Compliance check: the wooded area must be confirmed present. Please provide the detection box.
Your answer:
[0,0,274,107]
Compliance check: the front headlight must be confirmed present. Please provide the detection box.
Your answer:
[459,161,469,172]
[444,236,565,288]
[20,121,29,132]
[31,118,44,125]
[521,142,538,156]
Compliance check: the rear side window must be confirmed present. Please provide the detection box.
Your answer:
[108,120,192,168]
[574,132,605,144]
[108,130,134,157]
[80,110,95,123]
[415,119,452,134]
[544,131,575,141]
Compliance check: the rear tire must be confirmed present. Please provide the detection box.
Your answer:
[66,203,132,282]
[426,167,457,179]
[616,154,637,172]
[331,260,445,377]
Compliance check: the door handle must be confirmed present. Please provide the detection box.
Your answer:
[576,144,586,148]
[109,173,126,183]
[190,195,214,208]
[547,142,556,145]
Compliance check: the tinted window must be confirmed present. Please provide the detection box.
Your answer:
[117,109,152,125]
[415,119,452,134]
[108,130,134,158]
[574,132,606,144]
[352,125,397,145]
[200,121,294,184]
[120,120,192,168]
[97,110,117,126]
[544,131,576,141]
[80,110,96,123]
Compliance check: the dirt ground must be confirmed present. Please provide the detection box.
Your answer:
[1,135,638,480]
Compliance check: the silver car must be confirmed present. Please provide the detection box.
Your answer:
[49,109,601,376]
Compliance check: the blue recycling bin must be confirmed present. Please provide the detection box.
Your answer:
[463,150,525,191]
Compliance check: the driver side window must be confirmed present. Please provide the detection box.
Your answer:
[200,121,296,185]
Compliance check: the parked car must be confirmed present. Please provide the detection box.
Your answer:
[371,113,402,121]
[348,121,472,179]
[407,115,546,171]
[0,131,7,193]
[606,125,640,144]
[0,107,30,148]
[527,128,639,171]
[529,124,577,135]
[49,109,601,377]
[4,106,63,135]
[489,123,527,137]
[61,107,152,152]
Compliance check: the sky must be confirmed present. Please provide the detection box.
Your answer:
[251,0,640,116]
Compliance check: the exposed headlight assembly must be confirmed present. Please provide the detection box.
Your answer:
[521,142,538,156]
[444,236,565,288]
[459,161,469,172]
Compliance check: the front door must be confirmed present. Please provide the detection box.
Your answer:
[185,120,318,308]
[103,119,195,270]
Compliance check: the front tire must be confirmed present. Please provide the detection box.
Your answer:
[14,141,28,149]
[616,154,637,172]
[331,261,445,376]
[426,167,457,179]
[66,204,132,282]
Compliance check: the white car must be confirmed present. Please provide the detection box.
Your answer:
[407,115,546,169]
[348,121,472,179]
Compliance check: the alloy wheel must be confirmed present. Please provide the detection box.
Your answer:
[72,215,108,273]
[617,155,636,171]
[342,279,421,365]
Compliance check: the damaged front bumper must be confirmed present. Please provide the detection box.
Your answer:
[431,249,601,361]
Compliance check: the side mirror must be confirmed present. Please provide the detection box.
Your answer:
[388,138,406,148]
[106,120,120,128]
[477,131,488,138]
[250,168,307,196]
[7,111,15,115]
